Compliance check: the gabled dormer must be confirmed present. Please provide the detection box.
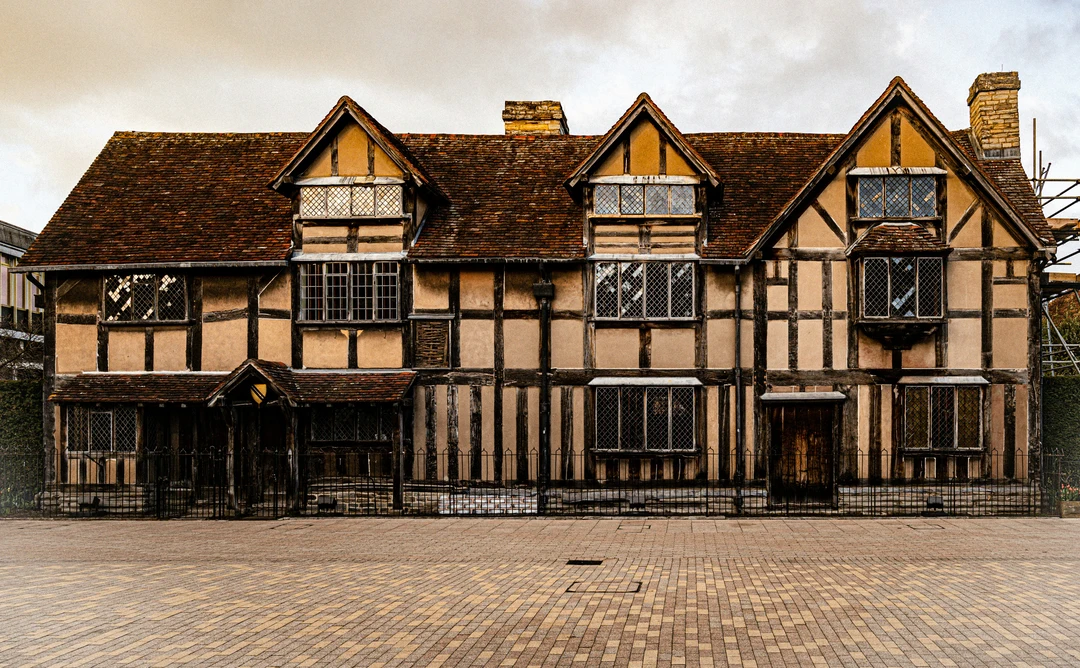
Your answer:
[271,96,444,252]
[566,93,719,259]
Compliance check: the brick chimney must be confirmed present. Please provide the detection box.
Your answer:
[967,72,1021,159]
[502,101,569,135]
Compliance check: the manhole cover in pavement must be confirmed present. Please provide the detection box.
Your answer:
[566,580,642,593]
[566,559,604,565]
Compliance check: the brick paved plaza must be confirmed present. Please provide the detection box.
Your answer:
[0,518,1078,667]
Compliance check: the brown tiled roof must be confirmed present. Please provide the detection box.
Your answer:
[950,131,1052,243]
[21,132,306,268]
[51,373,228,403]
[210,359,415,404]
[848,223,949,255]
[403,134,597,260]
[688,132,844,258]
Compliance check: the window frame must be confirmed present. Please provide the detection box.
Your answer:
[309,404,393,444]
[902,385,983,451]
[299,261,400,324]
[860,256,943,320]
[66,405,139,455]
[593,385,697,453]
[592,184,696,217]
[593,261,696,322]
[102,273,188,323]
[856,175,939,219]
[299,184,405,219]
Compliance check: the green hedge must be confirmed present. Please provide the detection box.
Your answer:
[0,380,43,513]
[1043,376,1080,462]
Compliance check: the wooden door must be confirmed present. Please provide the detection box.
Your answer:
[768,403,835,503]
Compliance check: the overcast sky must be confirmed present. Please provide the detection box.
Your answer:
[1,0,1077,235]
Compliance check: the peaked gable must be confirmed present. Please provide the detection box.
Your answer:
[271,96,445,200]
[566,93,719,189]
[751,77,1050,256]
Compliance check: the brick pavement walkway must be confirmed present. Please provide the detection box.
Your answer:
[0,518,1078,667]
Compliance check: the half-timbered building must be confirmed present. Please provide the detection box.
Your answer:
[19,72,1054,515]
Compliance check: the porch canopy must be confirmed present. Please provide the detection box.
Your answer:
[206,359,416,407]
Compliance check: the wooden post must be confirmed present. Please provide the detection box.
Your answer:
[533,271,554,511]
[393,401,404,510]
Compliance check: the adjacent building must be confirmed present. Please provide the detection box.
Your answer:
[17,72,1053,514]
[0,220,43,378]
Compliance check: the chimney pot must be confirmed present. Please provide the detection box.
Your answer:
[967,72,1021,159]
[502,101,569,136]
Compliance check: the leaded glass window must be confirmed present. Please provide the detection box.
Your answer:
[592,184,695,216]
[862,256,943,319]
[857,176,937,218]
[904,385,983,451]
[104,274,186,322]
[594,386,697,452]
[300,185,403,218]
[594,262,695,320]
[300,262,399,322]
[309,404,392,442]
[67,405,137,453]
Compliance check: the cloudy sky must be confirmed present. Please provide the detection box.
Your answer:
[1,0,1077,234]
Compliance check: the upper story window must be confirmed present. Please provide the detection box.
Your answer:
[595,386,696,452]
[857,175,937,218]
[593,184,695,216]
[595,261,694,320]
[862,257,942,319]
[903,385,982,450]
[66,405,137,454]
[104,274,186,322]
[300,184,403,219]
[299,261,399,322]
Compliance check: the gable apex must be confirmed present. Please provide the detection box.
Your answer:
[565,92,719,190]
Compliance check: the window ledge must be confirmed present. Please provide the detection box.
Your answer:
[102,319,192,328]
[857,320,942,349]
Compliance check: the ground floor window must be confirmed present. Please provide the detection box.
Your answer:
[595,386,695,452]
[66,405,137,453]
[309,404,393,443]
[903,385,981,450]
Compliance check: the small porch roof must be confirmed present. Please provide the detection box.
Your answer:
[50,372,229,403]
[207,359,416,407]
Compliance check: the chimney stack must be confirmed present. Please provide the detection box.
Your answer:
[967,72,1021,159]
[502,101,569,136]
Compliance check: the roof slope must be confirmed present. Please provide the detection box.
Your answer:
[22,131,306,267]
[403,134,597,260]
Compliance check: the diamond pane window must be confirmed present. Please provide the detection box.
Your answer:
[889,257,917,317]
[858,178,885,218]
[930,386,955,450]
[917,258,942,317]
[620,387,645,450]
[90,411,113,452]
[670,186,694,215]
[670,388,695,450]
[645,263,669,318]
[351,186,375,216]
[375,185,403,216]
[595,263,619,318]
[620,263,644,318]
[300,262,399,322]
[904,387,930,449]
[620,185,644,215]
[595,387,697,452]
[670,263,694,318]
[911,176,937,217]
[114,407,137,452]
[66,406,89,452]
[332,405,357,441]
[956,388,981,449]
[595,262,694,320]
[885,176,910,217]
[594,185,619,215]
[310,407,333,441]
[595,388,620,450]
[645,185,669,215]
[645,388,669,450]
[326,186,352,217]
[104,273,186,322]
[310,405,391,442]
[357,405,381,441]
[300,186,327,217]
[863,258,889,317]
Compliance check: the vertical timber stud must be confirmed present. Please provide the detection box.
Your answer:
[190,276,203,371]
[734,266,744,485]
[97,318,108,372]
[822,261,833,369]
[493,266,505,482]
[846,164,859,370]
[752,261,767,480]
[450,270,461,369]
[516,388,528,481]
[560,386,574,481]
[424,385,437,479]
[869,384,882,481]
[247,276,259,360]
[533,270,554,508]
[1028,256,1042,476]
[788,259,798,372]
[890,111,901,167]
[394,402,404,510]
[42,275,56,485]
[981,208,993,370]
[469,385,482,480]
[291,266,302,369]
[348,331,358,369]
[1004,384,1016,478]
[144,327,154,372]
[446,385,459,481]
